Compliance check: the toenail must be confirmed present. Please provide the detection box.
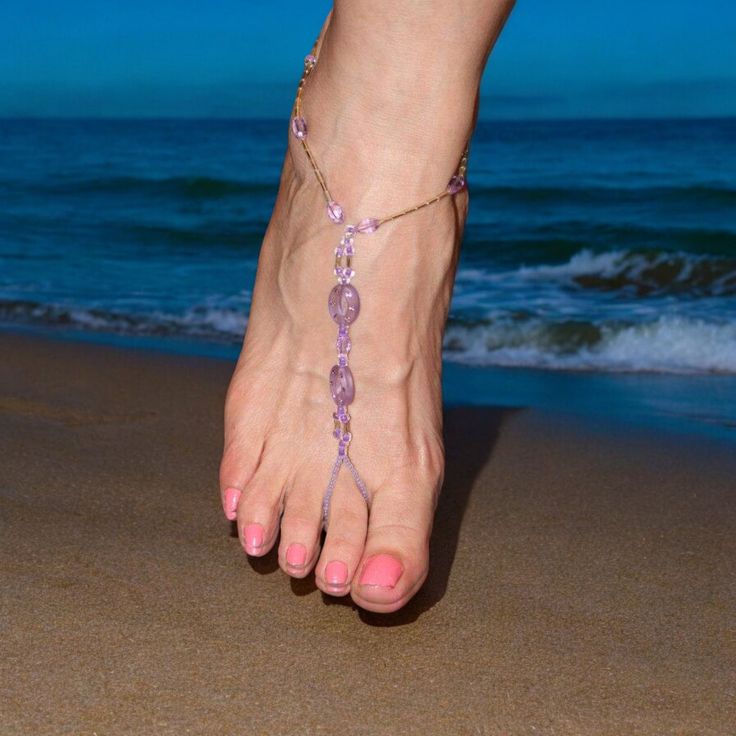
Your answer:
[359,554,403,588]
[223,487,241,520]
[324,560,348,586]
[286,543,307,567]
[243,523,265,552]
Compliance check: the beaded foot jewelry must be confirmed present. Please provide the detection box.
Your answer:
[291,44,468,527]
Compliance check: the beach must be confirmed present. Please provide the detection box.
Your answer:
[2,331,734,735]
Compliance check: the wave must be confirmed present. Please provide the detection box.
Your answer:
[521,248,736,296]
[3,297,735,375]
[0,299,247,341]
[444,315,736,374]
[459,248,736,297]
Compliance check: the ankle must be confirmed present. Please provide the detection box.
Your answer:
[294,36,477,215]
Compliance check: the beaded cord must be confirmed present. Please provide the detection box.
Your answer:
[290,40,469,527]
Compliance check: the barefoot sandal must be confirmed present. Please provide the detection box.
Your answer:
[292,45,468,527]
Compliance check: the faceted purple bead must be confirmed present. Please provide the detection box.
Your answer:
[336,333,351,354]
[304,54,317,66]
[328,283,361,325]
[330,365,355,406]
[291,116,307,140]
[327,201,344,224]
[356,217,379,234]
[447,175,466,194]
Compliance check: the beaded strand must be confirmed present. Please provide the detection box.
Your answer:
[290,43,468,526]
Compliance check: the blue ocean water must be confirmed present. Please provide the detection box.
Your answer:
[1,117,735,437]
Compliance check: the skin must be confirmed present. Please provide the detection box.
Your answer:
[220,0,515,613]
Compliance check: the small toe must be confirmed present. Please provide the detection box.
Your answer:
[219,428,261,521]
[235,463,284,557]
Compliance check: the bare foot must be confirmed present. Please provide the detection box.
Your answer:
[219,2,513,613]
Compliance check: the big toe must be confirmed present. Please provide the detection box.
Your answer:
[351,483,436,613]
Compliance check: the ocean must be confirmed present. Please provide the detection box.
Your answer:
[2,117,735,439]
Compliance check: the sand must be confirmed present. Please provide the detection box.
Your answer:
[1,332,734,735]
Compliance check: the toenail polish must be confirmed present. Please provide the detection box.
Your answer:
[223,487,241,520]
[359,555,403,588]
[286,543,307,567]
[324,560,348,586]
[244,523,264,551]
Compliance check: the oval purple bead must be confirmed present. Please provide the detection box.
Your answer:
[326,200,344,224]
[356,217,379,234]
[328,284,360,325]
[291,116,307,140]
[330,365,355,405]
[447,175,466,194]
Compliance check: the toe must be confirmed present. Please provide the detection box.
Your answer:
[351,482,436,613]
[278,481,324,578]
[219,427,262,521]
[314,480,369,597]
[235,461,284,557]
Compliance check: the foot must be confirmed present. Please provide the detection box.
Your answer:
[219,11,484,613]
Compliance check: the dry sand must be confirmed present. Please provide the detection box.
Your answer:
[1,332,734,735]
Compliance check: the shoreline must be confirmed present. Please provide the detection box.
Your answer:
[2,331,735,734]
[4,323,736,444]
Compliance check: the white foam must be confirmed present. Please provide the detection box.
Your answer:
[444,315,736,374]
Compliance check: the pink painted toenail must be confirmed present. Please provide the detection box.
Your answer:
[244,523,264,552]
[223,487,241,520]
[324,560,348,586]
[359,554,403,588]
[286,543,307,567]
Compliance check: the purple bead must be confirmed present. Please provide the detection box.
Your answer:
[304,54,317,66]
[327,201,344,224]
[328,283,361,325]
[336,334,351,354]
[291,116,307,140]
[338,355,348,366]
[447,175,466,194]
[338,443,346,457]
[356,217,379,234]
[330,365,355,405]
[345,225,356,235]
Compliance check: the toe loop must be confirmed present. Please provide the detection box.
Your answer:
[321,454,371,529]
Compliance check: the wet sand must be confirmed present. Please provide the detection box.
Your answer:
[1,332,734,735]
